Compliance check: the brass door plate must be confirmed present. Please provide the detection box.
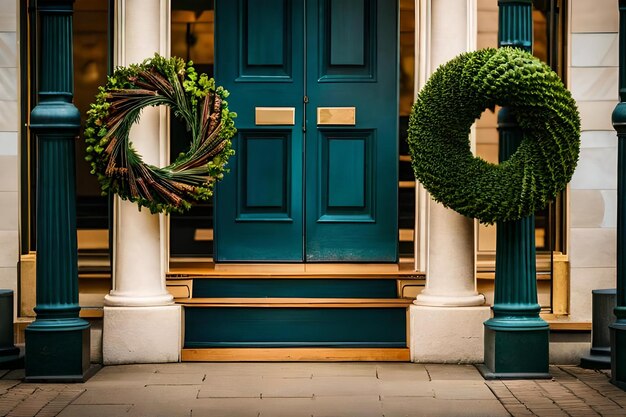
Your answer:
[317,107,356,125]
[255,107,295,125]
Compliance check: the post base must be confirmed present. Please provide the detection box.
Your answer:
[580,346,611,369]
[481,324,550,379]
[476,363,551,380]
[0,345,23,370]
[610,321,626,388]
[25,322,93,382]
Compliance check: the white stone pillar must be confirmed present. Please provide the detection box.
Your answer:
[410,0,490,363]
[103,0,181,365]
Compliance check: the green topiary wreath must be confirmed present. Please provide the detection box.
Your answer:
[84,54,236,214]
[407,47,580,224]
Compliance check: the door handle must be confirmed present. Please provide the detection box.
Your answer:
[317,107,356,126]
[255,107,295,125]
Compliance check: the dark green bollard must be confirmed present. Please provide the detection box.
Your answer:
[478,0,550,379]
[0,290,20,367]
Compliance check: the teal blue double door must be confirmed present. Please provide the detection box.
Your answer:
[215,0,398,262]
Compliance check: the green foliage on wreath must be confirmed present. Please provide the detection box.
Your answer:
[84,54,236,214]
[407,47,580,224]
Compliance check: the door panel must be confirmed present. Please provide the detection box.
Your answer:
[215,0,397,262]
[215,0,304,261]
[237,132,292,219]
[305,0,398,261]
[317,130,374,221]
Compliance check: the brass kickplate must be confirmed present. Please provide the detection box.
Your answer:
[255,107,295,125]
[317,107,356,125]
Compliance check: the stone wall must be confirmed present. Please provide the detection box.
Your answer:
[0,0,19,317]
[568,0,619,322]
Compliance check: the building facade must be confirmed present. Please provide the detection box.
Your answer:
[1,0,619,366]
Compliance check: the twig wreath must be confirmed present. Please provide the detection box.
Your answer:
[84,54,236,214]
[408,47,580,224]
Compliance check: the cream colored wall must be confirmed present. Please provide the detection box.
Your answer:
[0,0,19,317]
[476,0,498,254]
[567,0,619,322]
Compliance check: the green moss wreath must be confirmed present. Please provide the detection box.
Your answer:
[408,47,580,224]
[84,54,236,214]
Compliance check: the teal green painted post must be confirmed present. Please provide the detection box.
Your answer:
[0,290,20,367]
[24,0,92,382]
[610,0,626,391]
[480,0,550,379]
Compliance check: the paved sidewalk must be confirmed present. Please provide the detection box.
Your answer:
[0,363,624,417]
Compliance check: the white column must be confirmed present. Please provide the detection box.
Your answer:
[416,202,485,306]
[103,0,181,365]
[410,0,490,363]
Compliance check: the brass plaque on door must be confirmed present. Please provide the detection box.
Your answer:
[317,107,356,125]
[255,107,295,125]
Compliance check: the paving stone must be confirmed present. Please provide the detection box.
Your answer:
[198,376,262,398]
[35,390,85,417]
[258,398,315,417]
[259,377,314,398]
[589,405,624,412]
[0,388,42,416]
[375,364,429,381]
[191,398,261,417]
[500,404,534,416]
[0,381,19,391]
[126,401,193,417]
[307,363,378,377]
[381,398,509,417]
[526,409,567,416]
[2,364,626,417]
[100,364,160,374]
[87,371,157,387]
[160,362,312,378]
[87,371,206,388]
[65,386,139,406]
[378,380,434,397]
[145,372,206,386]
[57,404,132,417]
[312,395,382,417]
[423,364,484,381]
[431,381,495,400]
[310,376,380,397]
[6,389,58,417]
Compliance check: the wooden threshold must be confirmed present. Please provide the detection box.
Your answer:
[80,308,104,318]
[168,260,423,279]
[182,347,410,362]
[176,298,414,308]
[548,322,592,331]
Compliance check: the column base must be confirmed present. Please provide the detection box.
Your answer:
[104,292,173,307]
[414,292,486,307]
[610,321,626,388]
[25,320,94,382]
[410,304,491,363]
[103,305,181,365]
[481,323,550,379]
